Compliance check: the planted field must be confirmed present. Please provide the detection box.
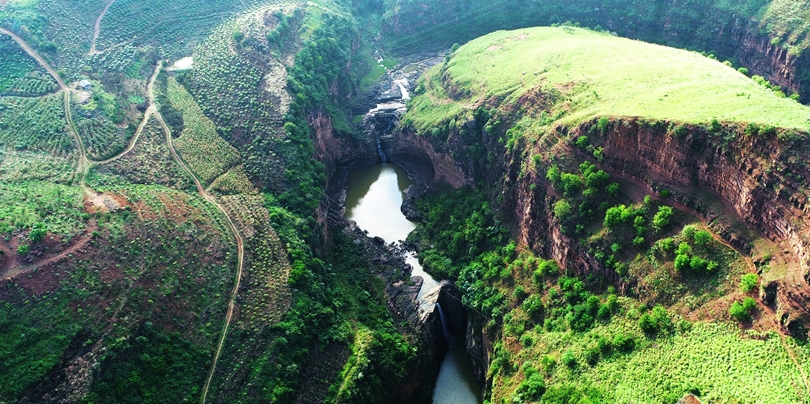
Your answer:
[208,165,256,195]
[0,93,73,155]
[0,36,58,96]
[76,116,129,160]
[0,147,78,184]
[165,77,240,185]
[96,0,287,59]
[188,9,290,144]
[87,118,191,190]
[405,27,810,134]
[0,180,86,238]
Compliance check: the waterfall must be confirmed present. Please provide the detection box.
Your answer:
[377,137,387,164]
[394,78,410,100]
[436,303,452,344]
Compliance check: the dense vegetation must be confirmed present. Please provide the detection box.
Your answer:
[401,25,810,403]
[3,0,810,403]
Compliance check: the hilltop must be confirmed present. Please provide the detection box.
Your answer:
[405,26,810,133]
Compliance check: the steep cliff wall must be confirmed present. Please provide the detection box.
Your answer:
[503,119,810,332]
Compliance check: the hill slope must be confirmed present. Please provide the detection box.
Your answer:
[405,26,810,133]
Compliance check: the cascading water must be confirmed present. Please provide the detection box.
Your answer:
[376,137,387,164]
[436,302,453,344]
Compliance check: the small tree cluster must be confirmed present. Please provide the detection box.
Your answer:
[740,273,759,293]
[729,297,757,322]
[638,304,672,334]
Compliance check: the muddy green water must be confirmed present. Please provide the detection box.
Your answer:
[345,164,483,404]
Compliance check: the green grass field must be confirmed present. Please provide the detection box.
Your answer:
[405,27,810,134]
[502,316,810,403]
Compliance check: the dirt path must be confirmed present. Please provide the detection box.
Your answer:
[94,62,161,164]
[1,221,98,281]
[0,27,68,91]
[89,0,115,55]
[144,76,245,403]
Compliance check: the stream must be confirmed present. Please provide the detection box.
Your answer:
[345,164,483,404]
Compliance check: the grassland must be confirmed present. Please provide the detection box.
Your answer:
[496,314,810,403]
[404,27,810,135]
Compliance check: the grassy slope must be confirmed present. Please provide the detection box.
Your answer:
[405,27,810,133]
[404,26,810,403]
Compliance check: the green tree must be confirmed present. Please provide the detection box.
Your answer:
[652,206,673,231]
[729,301,750,321]
[554,199,572,219]
[740,273,759,293]
[693,230,712,246]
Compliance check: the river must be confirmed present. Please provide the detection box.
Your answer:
[345,164,483,404]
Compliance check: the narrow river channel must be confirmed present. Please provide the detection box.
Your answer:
[345,164,483,404]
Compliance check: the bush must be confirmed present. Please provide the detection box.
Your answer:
[554,199,572,218]
[613,334,636,353]
[562,350,577,368]
[729,301,750,321]
[740,273,759,293]
[674,254,691,271]
[652,206,674,231]
[742,297,757,312]
[693,230,712,246]
[597,116,609,133]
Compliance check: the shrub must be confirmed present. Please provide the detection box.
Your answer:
[742,297,757,312]
[554,199,572,218]
[729,301,750,321]
[575,135,590,149]
[597,116,609,133]
[674,254,691,271]
[562,350,577,368]
[613,334,636,353]
[17,244,30,255]
[693,230,712,246]
[740,273,759,293]
[652,206,673,231]
[517,372,546,400]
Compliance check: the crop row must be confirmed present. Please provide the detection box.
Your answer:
[76,116,128,160]
[0,94,75,155]
[98,0,287,59]
[0,148,78,185]
[164,77,240,185]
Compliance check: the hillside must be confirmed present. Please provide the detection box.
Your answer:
[398,26,810,403]
[405,26,810,133]
[3,0,810,403]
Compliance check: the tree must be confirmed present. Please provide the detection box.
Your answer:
[740,273,759,293]
[693,230,712,246]
[742,297,757,312]
[652,206,673,231]
[674,254,690,271]
[554,199,572,219]
[729,301,750,321]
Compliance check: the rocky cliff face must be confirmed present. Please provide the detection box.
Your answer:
[504,119,810,334]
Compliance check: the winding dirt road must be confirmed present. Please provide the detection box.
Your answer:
[95,62,161,165]
[89,0,115,55]
[0,27,89,182]
[134,70,246,403]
